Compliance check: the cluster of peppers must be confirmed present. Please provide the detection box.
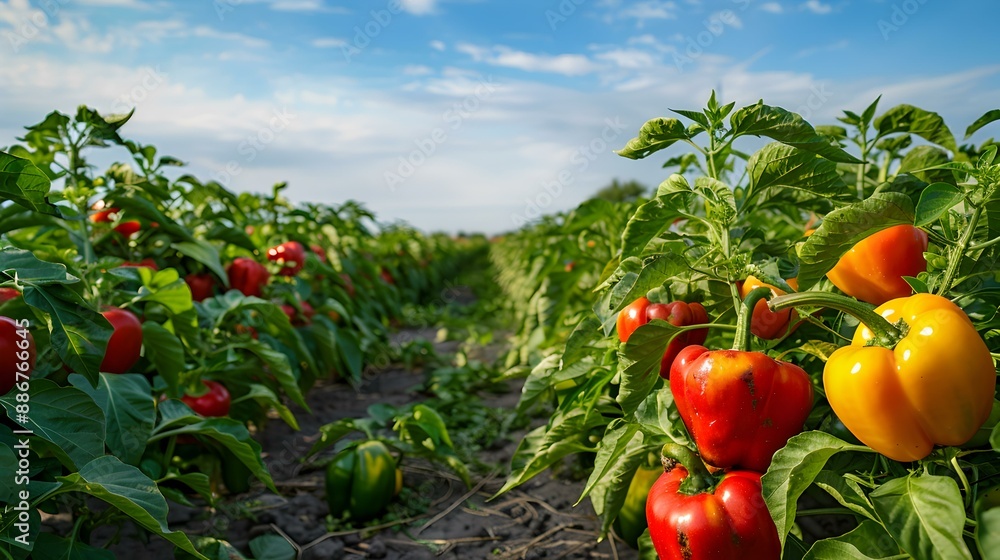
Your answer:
[614,224,998,559]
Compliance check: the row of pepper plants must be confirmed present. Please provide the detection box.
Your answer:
[492,93,1000,559]
[0,107,482,558]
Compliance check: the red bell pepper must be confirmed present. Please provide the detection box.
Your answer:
[267,241,306,276]
[181,380,231,417]
[0,288,21,304]
[646,444,780,560]
[670,287,813,472]
[228,258,270,298]
[617,297,710,377]
[185,273,217,302]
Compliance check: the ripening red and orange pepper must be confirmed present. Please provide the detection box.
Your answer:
[738,275,796,340]
[825,224,928,305]
[670,287,813,472]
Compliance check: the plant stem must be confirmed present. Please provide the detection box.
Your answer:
[660,443,714,495]
[856,130,868,200]
[937,204,984,296]
[769,291,905,348]
[952,456,973,509]
[732,287,770,352]
[969,234,1000,252]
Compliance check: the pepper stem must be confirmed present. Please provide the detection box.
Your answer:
[768,291,905,348]
[660,443,715,496]
[732,287,771,352]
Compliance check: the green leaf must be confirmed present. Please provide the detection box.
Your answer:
[0,150,60,215]
[874,104,958,153]
[494,408,606,496]
[136,267,195,317]
[812,470,877,520]
[616,118,689,160]
[914,183,964,227]
[589,429,656,538]
[0,379,105,469]
[616,320,683,416]
[803,520,900,559]
[898,145,953,185]
[637,529,657,559]
[0,444,16,503]
[241,338,308,410]
[517,355,594,414]
[965,109,1000,139]
[68,373,154,467]
[796,192,915,290]
[746,143,847,204]
[108,194,195,242]
[23,284,112,385]
[762,431,867,549]
[154,401,276,493]
[31,533,116,560]
[579,420,640,503]
[870,474,972,560]
[730,102,862,164]
[395,404,471,487]
[335,327,364,383]
[172,241,228,288]
[0,247,79,285]
[141,322,186,391]
[56,456,207,559]
[976,501,1000,559]
[860,96,882,129]
[620,188,695,259]
[248,534,296,560]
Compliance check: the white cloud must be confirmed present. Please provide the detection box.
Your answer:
[620,1,678,21]
[457,44,600,76]
[430,40,446,51]
[191,26,269,48]
[269,0,326,11]
[596,49,658,69]
[403,65,433,75]
[76,0,153,7]
[399,0,436,15]
[311,37,347,48]
[760,2,783,13]
[802,0,832,14]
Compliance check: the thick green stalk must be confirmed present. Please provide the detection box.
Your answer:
[769,291,905,348]
[937,204,983,296]
[660,443,715,495]
[732,287,771,352]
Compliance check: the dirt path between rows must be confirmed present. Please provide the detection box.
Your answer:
[103,328,640,559]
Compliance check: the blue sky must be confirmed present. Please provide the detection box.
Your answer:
[1,0,999,233]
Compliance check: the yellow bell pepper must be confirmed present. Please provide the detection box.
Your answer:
[824,293,996,462]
